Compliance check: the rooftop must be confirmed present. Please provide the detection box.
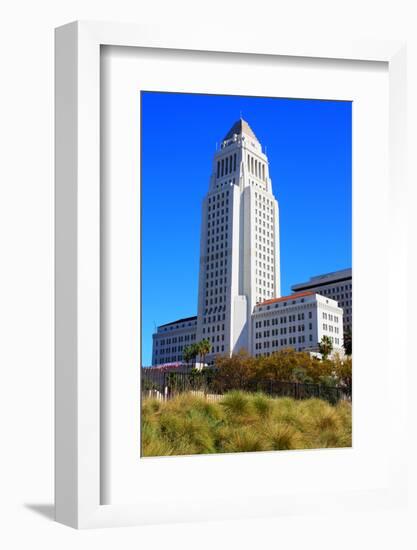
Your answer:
[291,268,352,291]
[255,291,315,308]
[223,118,259,142]
[158,315,197,329]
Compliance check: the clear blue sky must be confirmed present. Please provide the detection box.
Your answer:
[141,92,352,365]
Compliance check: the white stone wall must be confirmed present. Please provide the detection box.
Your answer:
[251,293,344,357]
[152,318,198,365]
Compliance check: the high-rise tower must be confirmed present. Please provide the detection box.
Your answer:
[196,119,281,361]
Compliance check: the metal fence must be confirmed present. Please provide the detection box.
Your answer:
[141,368,351,405]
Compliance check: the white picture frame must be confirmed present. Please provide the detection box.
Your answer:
[55,21,407,529]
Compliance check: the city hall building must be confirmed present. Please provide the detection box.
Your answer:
[151,119,344,366]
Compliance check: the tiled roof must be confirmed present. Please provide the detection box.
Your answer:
[255,291,315,308]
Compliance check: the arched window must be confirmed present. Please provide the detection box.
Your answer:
[221,159,224,177]
[255,159,258,178]
[217,161,220,179]
[251,157,254,174]
[247,154,250,172]
[262,164,265,180]
[233,153,237,171]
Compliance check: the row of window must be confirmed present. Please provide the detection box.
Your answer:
[202,332,225,343]
[205,251,228,263]
[156,333,196,346]
[203,305,227,316]
[206,276,227,287]
[208,200,228,212]
[254,312,313,329]
[256,292,273,302]
[207,234,227,245]
[247,154,266,181]
[255,209,273,220]
[203,313,226,324]
[323,324,340,334]
[217,155,237,179]
[208,209,228,221]
[254,335,312,350]
[207,242,228,254]
[207,223,228,235]
[255,195,273,206]
[255,324,311,339]
[255,251,274,263]
[205,285,226,295]
[255,234,274,247]
[205,296,226,306]
[322,312,339,322]
[207,216,228,228]
[256,261,274,271]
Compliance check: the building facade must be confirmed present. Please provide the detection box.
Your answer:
[251,291,344,357]
[291,268,352,334]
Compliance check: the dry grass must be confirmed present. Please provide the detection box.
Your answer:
[141,391,352,457]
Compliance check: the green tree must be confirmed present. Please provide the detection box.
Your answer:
[198,338,211,367]
[343,327,352,356]
[214,350,254,391]
[318,335,333,360]
[334,355,352,389]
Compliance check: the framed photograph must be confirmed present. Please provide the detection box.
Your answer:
[55,21,408,528]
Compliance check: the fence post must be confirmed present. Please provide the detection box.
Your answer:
[163,372,168,401]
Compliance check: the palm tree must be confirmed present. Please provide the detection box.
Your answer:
[189,342,199,367]
[183,345,192,368]
[318,335,333,360]
[198,339,211,368]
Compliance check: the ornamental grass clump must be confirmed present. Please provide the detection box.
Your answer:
[262,421,304,451]
[251,393,273,419]
[220,390,253,418]
[141,392,352,457]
